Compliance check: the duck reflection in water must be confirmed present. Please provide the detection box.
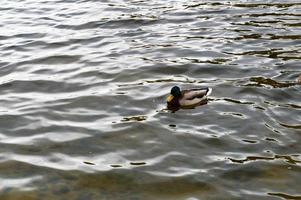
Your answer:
[167,86,212,112]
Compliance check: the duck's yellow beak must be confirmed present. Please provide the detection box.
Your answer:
[167,95,174,102]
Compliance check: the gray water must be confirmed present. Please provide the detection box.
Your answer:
[0,0,301,199]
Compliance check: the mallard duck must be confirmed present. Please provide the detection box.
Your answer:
[167,86,212,111]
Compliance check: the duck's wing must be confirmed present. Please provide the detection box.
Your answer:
[183,88,212,100]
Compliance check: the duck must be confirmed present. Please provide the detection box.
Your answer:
[298,74,301,83]
[167,86,212,111]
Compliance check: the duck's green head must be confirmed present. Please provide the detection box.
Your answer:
[171,86,181,98]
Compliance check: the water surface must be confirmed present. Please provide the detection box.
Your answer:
[0,0,301,199]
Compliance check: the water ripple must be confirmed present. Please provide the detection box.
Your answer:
[0,0,301,199]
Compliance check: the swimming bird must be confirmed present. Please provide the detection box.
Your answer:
[298,74,301,83]
[167,86,212,111]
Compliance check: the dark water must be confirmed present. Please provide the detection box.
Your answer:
[0,0,301,199]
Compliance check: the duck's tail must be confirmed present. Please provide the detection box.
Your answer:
[199,88,212,100]
[192,87,212,101]
[206,88,212,96]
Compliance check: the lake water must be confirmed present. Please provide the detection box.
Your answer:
[0,0,300,199]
